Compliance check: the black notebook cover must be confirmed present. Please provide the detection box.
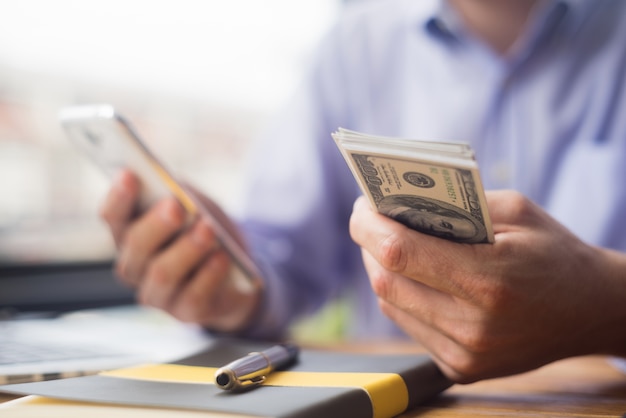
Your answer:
[0,339,452,418]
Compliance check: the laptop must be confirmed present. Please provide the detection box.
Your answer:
[0,261,213,385]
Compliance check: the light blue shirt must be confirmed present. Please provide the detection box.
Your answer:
[236,0,626,339]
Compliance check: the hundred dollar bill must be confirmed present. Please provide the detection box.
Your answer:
[332,128,494,244]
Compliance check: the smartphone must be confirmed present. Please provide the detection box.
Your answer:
[59,104,260,293]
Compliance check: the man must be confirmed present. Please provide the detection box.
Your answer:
[101,0,626,383]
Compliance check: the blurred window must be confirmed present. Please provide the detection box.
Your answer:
[0,0,339,264]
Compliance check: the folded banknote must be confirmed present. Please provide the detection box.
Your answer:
[333,128,494,244]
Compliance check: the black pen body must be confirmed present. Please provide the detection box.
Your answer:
[215,343,299,391]
[263,343,300,370]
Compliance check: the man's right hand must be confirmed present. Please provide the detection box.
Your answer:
[99,169,262,333]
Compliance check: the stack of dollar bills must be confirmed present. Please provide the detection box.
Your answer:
[332,128,494,244]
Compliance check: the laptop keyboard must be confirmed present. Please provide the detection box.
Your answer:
[0,340,118,365]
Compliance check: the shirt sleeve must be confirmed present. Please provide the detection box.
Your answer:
[232,26,364,339]
[610,358,626,375]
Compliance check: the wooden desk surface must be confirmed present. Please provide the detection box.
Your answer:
[409,355,626,417]
[2,343,625,417]
[319,341,626,417]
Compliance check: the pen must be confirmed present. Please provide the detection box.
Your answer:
[214,343,299,391]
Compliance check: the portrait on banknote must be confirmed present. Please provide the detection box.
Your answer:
[332,129,494,244]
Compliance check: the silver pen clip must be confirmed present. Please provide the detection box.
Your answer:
[214,343,299,391]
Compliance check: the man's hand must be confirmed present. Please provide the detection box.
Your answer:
[99,169,261,333]
[350,190,626,383]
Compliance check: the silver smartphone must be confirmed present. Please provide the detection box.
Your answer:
[59,104,260,293]
[59,104,197,215]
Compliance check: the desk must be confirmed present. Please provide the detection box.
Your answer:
[313,341,626,417]
[1,343,625,417]
[409,356,626,417]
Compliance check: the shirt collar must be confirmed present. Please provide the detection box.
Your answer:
[422,1,465,44]
[422,0,590,47]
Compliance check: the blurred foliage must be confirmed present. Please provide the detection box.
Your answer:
[289,298,352,344]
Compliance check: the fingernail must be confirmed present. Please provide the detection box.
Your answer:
[191,222,212,247]
[353,196,367,210]
[112,171,131,196]
[159,199,183,226]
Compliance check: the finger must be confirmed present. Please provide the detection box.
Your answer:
[99,170,141,247]
[384,299,547,383]
[137,220,220,310]
[485,189,562,231]
[115,198,186,286]
[360,248,487,344]
[379,300,480,383]
[372,256,536,383]
[189,185,247,249]
[350,197,485,297]
[168,251,231,326]
[485,190,536,232]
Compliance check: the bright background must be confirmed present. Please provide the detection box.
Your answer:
[0,0,341,264]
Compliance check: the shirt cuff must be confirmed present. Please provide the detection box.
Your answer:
[233,256,292,341]
[609,357,626,374]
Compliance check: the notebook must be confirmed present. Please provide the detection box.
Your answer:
[0,339,453,418]
[0,260,213,384]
